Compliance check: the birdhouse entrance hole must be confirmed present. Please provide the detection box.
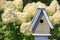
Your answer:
[40,19,43,23]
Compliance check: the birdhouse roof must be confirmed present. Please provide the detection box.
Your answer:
[30,8,54,30]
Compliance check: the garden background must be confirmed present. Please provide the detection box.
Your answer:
[0,0,60,40]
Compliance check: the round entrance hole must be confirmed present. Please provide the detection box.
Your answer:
[40,19,44,23]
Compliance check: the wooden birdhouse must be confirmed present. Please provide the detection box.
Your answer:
[30,7,54,40]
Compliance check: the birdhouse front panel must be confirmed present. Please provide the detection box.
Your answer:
[33,16,50,34]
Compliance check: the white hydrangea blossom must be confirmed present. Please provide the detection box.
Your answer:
[36,1,47,8]
[23,2,38,16]
[1,0,23,11]
[23,2,47,18]
[46,0,58,16]
[16,11,33,24]
[57,4,60,10]
[52,10,60,25]
[2,1,15,10]
[2,8,17,24]
[16,12,26,24]
[13,0,23,11]
[0,0,6,9]
[20,22,32,35]
[23,11,34,22]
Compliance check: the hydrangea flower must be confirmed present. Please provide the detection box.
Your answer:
[2,8,17,24]
[20,22,32,36]
[46,0,59,16]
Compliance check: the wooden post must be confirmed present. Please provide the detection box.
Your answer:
[35,36,48,40]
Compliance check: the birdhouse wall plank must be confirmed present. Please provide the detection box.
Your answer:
[33,16,50,34]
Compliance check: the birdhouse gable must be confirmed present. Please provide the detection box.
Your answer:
[30,8,54,33]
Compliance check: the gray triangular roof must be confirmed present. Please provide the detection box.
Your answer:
[30,8,54,30]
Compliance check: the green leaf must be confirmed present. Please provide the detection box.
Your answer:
[4,37,11,40]
[4,31,10,36]
[58,27,60,31]
[0,22,3,27]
